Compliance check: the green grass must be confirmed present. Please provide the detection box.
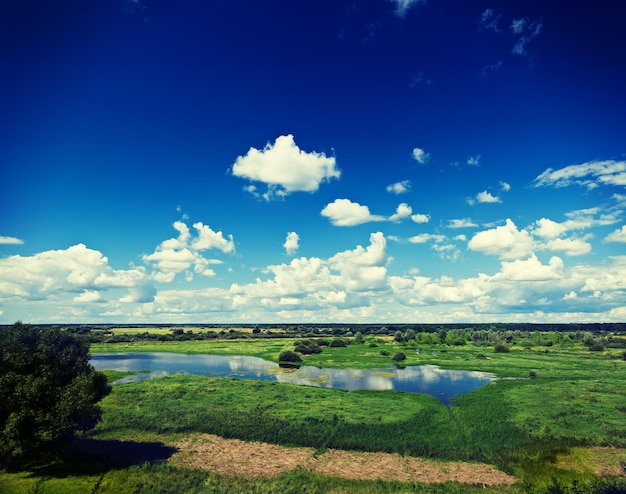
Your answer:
[3,336,626,493]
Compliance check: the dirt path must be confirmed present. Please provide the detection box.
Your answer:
[171,434,517,486]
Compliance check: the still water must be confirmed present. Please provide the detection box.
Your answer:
[91,352,493,405]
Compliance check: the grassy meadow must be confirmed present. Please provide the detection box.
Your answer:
[2,328,626,493]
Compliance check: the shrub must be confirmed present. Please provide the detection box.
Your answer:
[329,338,347,348]
[529,370,537,379]
[589,343,605,352]
[294,340,322,355]
[380,350,390,356]
[392,352,406,362]
[278,351,302,363]
[494,344,510,353]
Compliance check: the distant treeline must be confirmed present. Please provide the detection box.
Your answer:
[5,322,626,346]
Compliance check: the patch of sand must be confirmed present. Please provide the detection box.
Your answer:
[171,434,517,485]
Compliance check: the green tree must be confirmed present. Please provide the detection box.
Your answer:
[0,323,110,467]
[392,351,407,362]
[393,330,404,343]
[353,331,364,344]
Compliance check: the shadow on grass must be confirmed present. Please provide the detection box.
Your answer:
[27,438,178,477]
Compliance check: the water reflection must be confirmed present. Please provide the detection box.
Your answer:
[91,352,493,405]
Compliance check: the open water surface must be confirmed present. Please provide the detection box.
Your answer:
[91,352,493,405]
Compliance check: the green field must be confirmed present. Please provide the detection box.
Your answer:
[2,331,626,493]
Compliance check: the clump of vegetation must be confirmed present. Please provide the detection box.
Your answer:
[392,351,406,362]
[380,350,390,356]
[293,339,322,355]
[0,323,110,468]
[278,350,302,363]
[329,338,348,348]
[494,344,510,353]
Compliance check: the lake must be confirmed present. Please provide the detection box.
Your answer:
[91,352,494,405]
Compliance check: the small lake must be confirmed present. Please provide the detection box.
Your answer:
[91,352,494,405]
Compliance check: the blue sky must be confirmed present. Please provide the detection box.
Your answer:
[1,0,625,324]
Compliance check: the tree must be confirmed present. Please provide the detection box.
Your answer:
[0,323,110,467]
[393,330,404,343]
[353,331,364,344]
[392,351,406,362]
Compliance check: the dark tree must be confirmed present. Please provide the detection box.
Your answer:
[392,351,407,362]
[0,323,110,467]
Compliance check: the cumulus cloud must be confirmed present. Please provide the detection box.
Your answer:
[604,225,626,243]
[468,190,501,205]
[468,219,534,260]
[533,160,626,190]
[142,221,234,282]
[229,233,389,313]
[533,218,567,239]
[500,181,511,191]
[543,236,593,257]
[411,213,430,224]
[284,232,300,256]
[0,244,152,302]
[389,203,412,222]
[387,180,411,194]
[496,254,563,281]
[73,290,106,303]
[321,199,385,226]
[0,235,24,245]
[412,147,430,164]
[231,134,340,200]
[389,0,426,18]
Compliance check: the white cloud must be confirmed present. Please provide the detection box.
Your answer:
[73,290,106,303]
[500,181,511,191]
[511,20,542,57]
[408,233,446,244]
[231,134,340,200]
[143,221,234,281]
[480,8,501,32]
[496,255,564,281]
[0,235,24,245]
[533,160,626,190]
[0,244,152,302]
[533,218,567,239]
[389,0,426,18]
[543,236,592,257]
[604,225,626,243]
[284,232,300,256]
[411,213,430,224]
[469,190,501,205]
[191,222,235,253]
[412,147,430,164]
[467,155,481,166]
[448,218,478,229]
[328,232,388,292]
[511,18,527,34]
[321,199,386,226]
[386,180,411,194]
[389,203,412,222]
[468,219,534,260]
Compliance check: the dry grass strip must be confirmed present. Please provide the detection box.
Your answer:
[171,434,516,485]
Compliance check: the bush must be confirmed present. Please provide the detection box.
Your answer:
[329,338,347,348]
[392,352,406,362]
[494,344,510,353]
[278,351,302,363]
[588,342,605,352]
[294,340,322,355]
[380,350,390,356]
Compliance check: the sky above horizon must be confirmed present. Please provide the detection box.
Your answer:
[1,0,625,324]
